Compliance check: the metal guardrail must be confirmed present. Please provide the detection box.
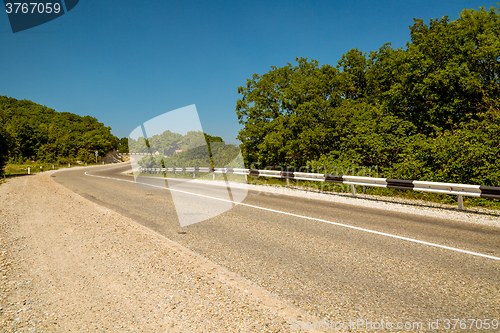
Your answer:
[135,166,500,210]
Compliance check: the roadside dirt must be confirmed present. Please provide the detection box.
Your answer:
[0,170,326,332]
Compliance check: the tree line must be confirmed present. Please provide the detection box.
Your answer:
[236,5,500,188]
[0,95,123,176]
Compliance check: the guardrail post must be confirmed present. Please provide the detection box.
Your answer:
[28,167,30,174]
[351,184,356,196]
[213,172,215,181]
[286,178,289,187]
[193,171,195,179]
[457,195,464,210]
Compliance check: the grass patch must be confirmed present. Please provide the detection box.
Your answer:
[3,161,107,177]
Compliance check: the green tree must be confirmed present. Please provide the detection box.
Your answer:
[236,57,340,167]
[336,48,369,100]
[384,5,500,134]
[117,137,129,154]
[0,125,11,177]
[235,4,500,190]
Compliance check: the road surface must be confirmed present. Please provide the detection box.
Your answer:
[52,163,500,328]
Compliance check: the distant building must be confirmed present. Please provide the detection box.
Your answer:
[175,150,183,153]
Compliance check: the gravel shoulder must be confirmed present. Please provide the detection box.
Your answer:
[0,170,327,332]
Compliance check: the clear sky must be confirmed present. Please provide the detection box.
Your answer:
[1,0,498,143]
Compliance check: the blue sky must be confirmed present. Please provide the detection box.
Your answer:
[1,0,498,143]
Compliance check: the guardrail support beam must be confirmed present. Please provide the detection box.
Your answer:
[130,166,495,208]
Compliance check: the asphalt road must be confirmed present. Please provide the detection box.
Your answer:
[52,163,500,329]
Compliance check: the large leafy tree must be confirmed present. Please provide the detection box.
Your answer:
[235,4,500,188]
[117,137,129,154]
[336,48,369,100]
[236,57,340,167]
[384,6,500,134]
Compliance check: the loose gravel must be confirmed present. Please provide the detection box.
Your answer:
[0,171,326,332]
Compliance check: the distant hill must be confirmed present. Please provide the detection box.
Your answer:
[0,95,119,166]
[131,131,243,169]
[128,130,220,156]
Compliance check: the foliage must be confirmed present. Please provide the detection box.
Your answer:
[117,137,129,154]
[236,4,500,190]
[0,124,11,177]
[236,58,340,167]
[4,161,78,176]
[0,95,118,163]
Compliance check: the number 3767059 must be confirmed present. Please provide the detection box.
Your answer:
[5,3,62,14]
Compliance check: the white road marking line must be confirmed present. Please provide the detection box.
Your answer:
[84,170,500,262]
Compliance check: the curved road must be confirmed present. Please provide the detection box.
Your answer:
[52,163,500,328]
